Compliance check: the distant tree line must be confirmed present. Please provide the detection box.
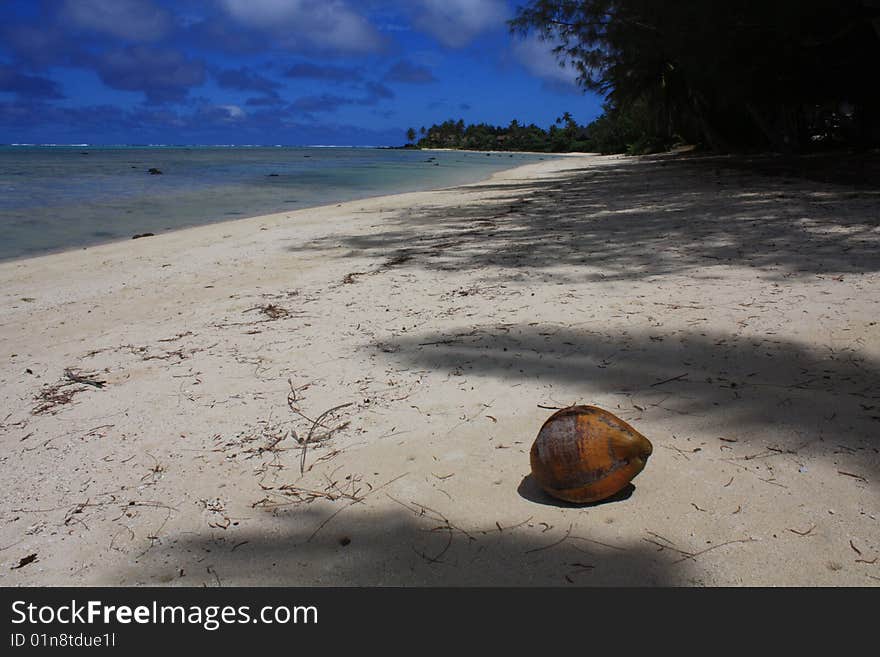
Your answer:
[507,1,880,154]
[406,113,595,152]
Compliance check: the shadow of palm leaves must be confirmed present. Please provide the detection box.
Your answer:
[300,156,880,282]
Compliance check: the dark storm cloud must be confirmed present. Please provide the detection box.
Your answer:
[59,0,173,43]
[91,46,206,103]
[215,67,280,94]
[290,80,394,114]
[3,98,242,139]
[0,99,133,136]
[364,81,394,101]
[291,93,355,113]
[384,60,436,84]
[0,24,76,70]
[284,63,363,83]
[245,93,284,107]
[2,2,175,73]
[184,16,268,55]
[0,65,65,99]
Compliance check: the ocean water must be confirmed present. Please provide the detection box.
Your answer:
[0,146,548,261]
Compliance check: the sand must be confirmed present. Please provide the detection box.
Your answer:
[1,153,877,586]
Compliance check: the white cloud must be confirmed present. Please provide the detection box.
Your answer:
[219,0,384,53]
[219,105,245,120]
[60,0,172,42]
[512,35,580,88]
[411,0,510,48]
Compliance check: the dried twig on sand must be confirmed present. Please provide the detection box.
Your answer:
[63,368,106,388]
[788,524,816,536]
[385,493,477,563]
[650,372,689,387]
[838,470,868,483]
[286,378,353,475]
[526,523,574,554]
[32,368,107,415]
[214,303,298,328]
[254,474,368,509]
[295,473,407,543]
[341,252,412,285]
[215,419,290,461]
[342,272,368,284]
[297,403,354,475]
[643,535,756,564]
[244,304,289,320]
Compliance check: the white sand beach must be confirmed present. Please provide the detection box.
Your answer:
[1,153,878,586]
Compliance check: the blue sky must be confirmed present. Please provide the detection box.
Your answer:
[0,0,604,145]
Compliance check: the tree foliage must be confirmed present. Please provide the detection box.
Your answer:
[412,115,594,152]
[510,1,880,152]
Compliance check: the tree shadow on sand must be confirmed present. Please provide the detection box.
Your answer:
[117,325,877,587]
[379,325,880,477]
[299,156,880,282]
[121,503,690,587]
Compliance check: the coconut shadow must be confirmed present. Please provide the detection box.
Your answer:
[517,474,636,508]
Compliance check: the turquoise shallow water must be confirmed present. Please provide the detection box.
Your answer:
[0,146,548,261]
